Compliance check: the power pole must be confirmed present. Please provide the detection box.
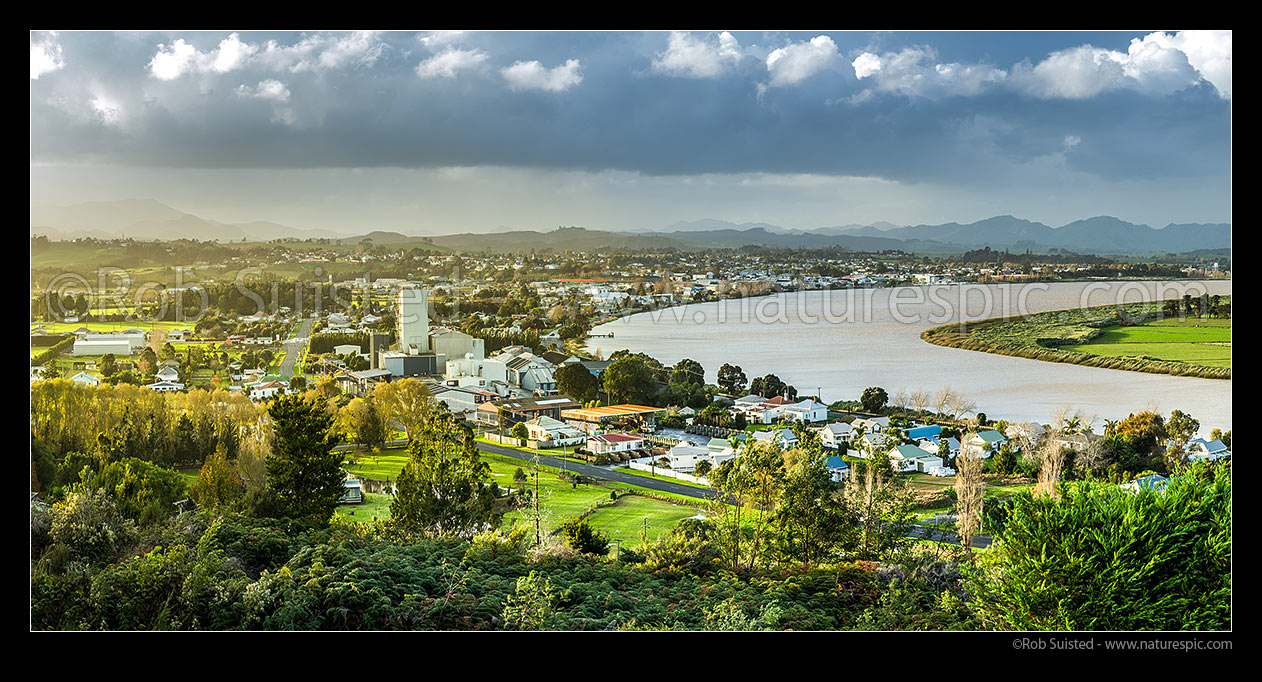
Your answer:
[534,452,542,547]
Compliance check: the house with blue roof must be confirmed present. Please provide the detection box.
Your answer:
[907,424,942,441]
[823,455,850,482]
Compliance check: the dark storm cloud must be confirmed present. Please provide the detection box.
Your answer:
[30,30,1230,188]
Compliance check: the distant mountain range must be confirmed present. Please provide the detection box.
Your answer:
[30,200,1229,255]
[30,199,347,242]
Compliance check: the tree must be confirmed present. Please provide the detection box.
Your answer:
[841,448,916,560]
[1163,409,1200,473]
[1116,411,1166,454]
[771,452,856,566]
[750,374,795,400]
[554,362,599,404]
[717,363,747,394]
[265,394,345,525]
[954,448,985,550]
[967,465,1231,630]
[373,378,435,443]
[94,457,189,525]
[602,355,660,405]
[991,443,1017,477]
[390,410,499,538]
[510,422,529,445]
[100,353,118,377]
[560,516,610,556]
[190,444,245,514]
[501,570,557,631]
[670,358,705,387]
[860,387,889,414]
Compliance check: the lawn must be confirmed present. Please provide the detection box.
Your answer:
[339,445,707,542]
[585,495,705,545]
[334,492,394,523]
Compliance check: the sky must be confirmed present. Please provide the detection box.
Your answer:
[29,30,1232,235]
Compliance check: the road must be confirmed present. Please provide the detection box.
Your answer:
[336,437,994,549]
[337,436,993,549]
[279,318,315,378]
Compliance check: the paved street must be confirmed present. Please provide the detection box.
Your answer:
[334,436,992,549]
[279,317,315,378]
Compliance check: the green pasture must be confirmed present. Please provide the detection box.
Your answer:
[1071,317,1231,368]
[334,492,394,523]
[585,495,704,544]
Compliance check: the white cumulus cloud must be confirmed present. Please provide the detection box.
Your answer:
[1011,31,1228,100]
[502,58,583,92]
[416,47,489,79]
[852,52,881,79]
[149,32,258,80]
[765,35,839,87]
[31,32,65,80]
[652,31,744,78]
[236,79,291,102]
[1132,30,1231,99]
[851,47,1005,99]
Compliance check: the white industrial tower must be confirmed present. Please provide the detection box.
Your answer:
[398,285,429,355]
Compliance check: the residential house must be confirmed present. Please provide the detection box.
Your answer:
[1185,438,1231,462]
[586,432,646,456]
[146,380,185,393]
[888,444,941,473]
[522,416,587,448]
[817,422,853,450]
[478,395,582,429]
[70,371,101,387]
[560,404,665,435]
[249,380,288,401]
[752,427,798,449]
[823,455,850,482]
[962,430,1008,459]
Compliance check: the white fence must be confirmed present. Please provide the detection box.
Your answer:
[626,458,711,486]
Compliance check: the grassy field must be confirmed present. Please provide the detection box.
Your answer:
[1069,316,1231,368]
[922,300,1230,380]
[32,320,190,334]
[334,492,394,523]
[585,495,704,544]
[340,445,705,542]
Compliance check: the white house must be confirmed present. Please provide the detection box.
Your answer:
[664,443,710,472]
[919,436,961,460]
[1185,438,1230,462]
[752,427,798,449]
[586,432,645,455]
[523,416,586,447]
[249,381,287,401]
[888,444,941,473]
[817,422,853,449]
[962,430,1007,459]
[155,366,181,383]
[780,399,828,423]
[851,416,891,434]
[146,380,185,392]
[70,371,101,387]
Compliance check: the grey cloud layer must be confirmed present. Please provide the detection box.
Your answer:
[30,31,1229,187]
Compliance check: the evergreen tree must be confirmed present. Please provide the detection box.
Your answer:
[390,410,499,538]
[265,394,344,525]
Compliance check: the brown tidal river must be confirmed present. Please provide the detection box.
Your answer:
[590,280,1232,435]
